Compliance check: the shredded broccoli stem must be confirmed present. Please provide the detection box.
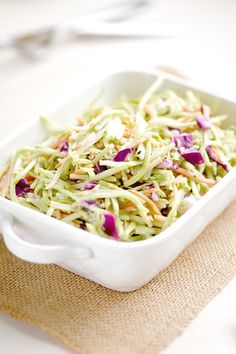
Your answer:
[1,77,236,242]
[124,141,152,187]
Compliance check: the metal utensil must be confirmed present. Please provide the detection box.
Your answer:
[0,0,148,58]
[0,0,180,59]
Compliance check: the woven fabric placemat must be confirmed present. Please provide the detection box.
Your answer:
[1,202,236,354]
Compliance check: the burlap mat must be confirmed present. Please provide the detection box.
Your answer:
[1,203,236,354]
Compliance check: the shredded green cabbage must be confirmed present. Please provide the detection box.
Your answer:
[1,78,236,241]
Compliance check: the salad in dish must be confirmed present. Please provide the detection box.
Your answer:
[1,77,236,242]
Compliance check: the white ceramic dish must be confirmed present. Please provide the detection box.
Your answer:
[0,70,236,292]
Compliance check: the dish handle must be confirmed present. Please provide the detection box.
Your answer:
[0,210,93,264]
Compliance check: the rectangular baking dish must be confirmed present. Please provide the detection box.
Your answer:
[0,69,236,292]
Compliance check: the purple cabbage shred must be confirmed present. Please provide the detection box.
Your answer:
[196,104,211,130]
[60,141,69,153]
[196,116,211,130]
[113,148,132,162]
[181,149,204,165]
[80,200,97,210]
[174,134,193,149]
[103,213,119,240]
[206,145,229,171]
[157,160,178,169]
[84,181,97,190]
[94,162,107,174]
[15,179,32,197]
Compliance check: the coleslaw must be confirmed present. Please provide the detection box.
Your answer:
[1,77,236,241]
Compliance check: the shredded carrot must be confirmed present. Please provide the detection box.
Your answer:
[143,188,157,195]
[25,175,35,182]
[131,190,161,215]
[74,167,87,175]
[0,165,14,198]
[171,167,216,185]
[115,144,121,151]
[55,209,62,219]
[55,162,61,169]
[123,129,132,138]
[95,142,102,149]
[144,104,158,120]
[51,133,70,149]
[77,117,86,126]
[88,153,95,160]
[120,201,137,212]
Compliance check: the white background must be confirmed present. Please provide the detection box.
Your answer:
[0,0,236,353]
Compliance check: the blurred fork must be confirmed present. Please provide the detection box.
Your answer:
[0,0,148,58]
[0,0,180,60]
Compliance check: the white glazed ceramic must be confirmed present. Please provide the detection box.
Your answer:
[0,70,235,292]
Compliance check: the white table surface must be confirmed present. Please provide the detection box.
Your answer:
[1,0,236,353]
